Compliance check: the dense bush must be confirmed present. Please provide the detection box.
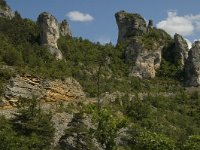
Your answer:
[0,0,7,9]
[0,98,55,149]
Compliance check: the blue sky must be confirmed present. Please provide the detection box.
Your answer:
[6,0,200,46]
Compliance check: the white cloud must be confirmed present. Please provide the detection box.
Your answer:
[185,38,192,49]
[157,11,200,37]
[67,11,94,22]
[96,36,111,45]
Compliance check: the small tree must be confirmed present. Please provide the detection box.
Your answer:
[94,108,127,150]
[12,97,55,149]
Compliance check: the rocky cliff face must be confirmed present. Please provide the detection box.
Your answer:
[2,75,85,107]
[115,11,147,43]
[0,1,15,19]
[60,19,72,37]
[126,42,162,78]
[185,41,200,87]
[116,11,171,78]
[174,33,189,68]
[37,12,63,60]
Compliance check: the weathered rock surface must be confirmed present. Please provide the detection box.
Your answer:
[115,10,147,43]
[0,1,15,19]
[37,12,63,60]
[147,20,153,33]
[59,113,103,150]
[174,33,189,68]
[3,75,85,106]
[43,78,85,102]
[115,11,171,78]
[60,19,72,37]
[125,39,162,78]
[185,41,200,86]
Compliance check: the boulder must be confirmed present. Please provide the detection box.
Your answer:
[174,33,189,68]
[115,10,147,43]
[37,12,63,60]
[60,19,72,37]
[185,41,200,86]
[0,1,15,19]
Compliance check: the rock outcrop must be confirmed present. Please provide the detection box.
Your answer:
[115,10,147,43]
[0,0,15,19]
[116,11,171,78]
[59,113,103,150]
[3,75,85,106]
[185,41,200,86]
[125,39,163,78]
[37,12,63,60]
[60,19,72,37]
[147,20,153,33]
[174,33,189,68]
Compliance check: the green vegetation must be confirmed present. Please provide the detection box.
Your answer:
[0,8,199,150]
[60,90,200,149]
[139,28,172,50]
[0,0,7,9]
[0,98,55,150]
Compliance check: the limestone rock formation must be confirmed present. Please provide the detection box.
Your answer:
[3,75,85,106]
[0,0,15,19]
[185,41,200,86]
[147,20,153,33]
[60,19,72,37]
[37,12,63,60]
[174,33,189,68]
[43,78,85,102]
[59,113,103,150]
[115,10,147,43]
[115,11,171,78]
[125,38,163,78]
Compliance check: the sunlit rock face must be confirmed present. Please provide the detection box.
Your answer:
[3,75,85,107]
[37,12,63,60]
[115,10,147,43]
[185,41,200,87]
[115,10,171,79]
[59,19,72,37]
[174,33,189,68]
[0,1,15,19]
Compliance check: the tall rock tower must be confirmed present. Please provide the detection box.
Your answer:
[115,10,147,43]
[185,41,200,86]
[37,12,63,60]
[115,11,171,79]
[0,0,15,19]
[59,19,72,37]
[174,33,189,68]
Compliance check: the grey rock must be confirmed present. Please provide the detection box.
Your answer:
[115,11,171,78]
[37,12,63,60]
[0,3,15,19]
[125,38,162,78]
[147,20,153,33]
[48,46,63,60]
[185,41,200,86]
[174,33,189,68]
[115,10,147,43]
[4,75,85,105]
[52,112,74,146]
[60,19,72,37]
[59,113,103,150]
[5,75,43,100]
